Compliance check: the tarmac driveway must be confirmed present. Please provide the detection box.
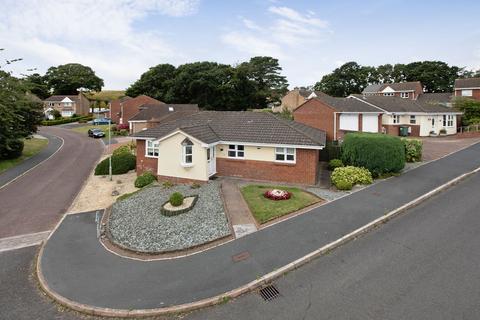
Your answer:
[421,135,480,161]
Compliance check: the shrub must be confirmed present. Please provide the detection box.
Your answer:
[328,159,344,171]
[1,139,24,159]
[52,110,61,119]
[402,139,422,162]
[112,145,132,156]
[134,171,157,188]
[94,153,136,175]
[118,129,129,136]
[331,166,373,190]
[191,182,201,189]
[41,115,93,126]
[439,128,447,134]
[169,192,184,207]
[162,181,174,189]
[111,124,118,132]
[341,133,405,177]
[321,141,342,161]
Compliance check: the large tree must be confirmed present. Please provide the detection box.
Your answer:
[125,64,176,101]
[45,63,104,94]
[22,73,50,99]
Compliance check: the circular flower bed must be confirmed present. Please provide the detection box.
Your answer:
[264,189,291,200]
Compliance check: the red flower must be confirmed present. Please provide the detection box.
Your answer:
[264,189,291,200]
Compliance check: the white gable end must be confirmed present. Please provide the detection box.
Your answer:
[381,86,395,93]
[307,92,318,99]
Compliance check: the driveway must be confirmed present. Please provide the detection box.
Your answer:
[0,126,103,238]
[421,135,480,161]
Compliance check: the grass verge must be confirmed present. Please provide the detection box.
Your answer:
[240,185,321,224]
[0,138,49,174]
[70,124,115,139]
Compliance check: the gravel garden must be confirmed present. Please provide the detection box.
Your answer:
[108,181,231,253]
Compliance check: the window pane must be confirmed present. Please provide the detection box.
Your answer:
[287,148,294,154]
[186,155,192,163]
[237,145,244,151]
[275,147,284,153]
[286,154,294,161]
[237,151,244,157]
[228,151,236,157]
[207,148,210,160]
[276,154,285,161]
[186,146,192,155]
[229,145,235,150]
[154,151,159,157]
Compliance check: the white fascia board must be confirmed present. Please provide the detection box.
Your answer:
[217,141,324,150]
[128,120,147,123]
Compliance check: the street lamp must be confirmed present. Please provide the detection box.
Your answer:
[108,103,112,181]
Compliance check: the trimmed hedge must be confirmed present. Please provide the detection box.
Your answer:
[402,138,422,162]
[41,115,93,126]
[112,145,132,156]
[341,133,405,177]
[94,153,136,175]
[331,166,373,190]
[328,159,344,171]
[134,171,157,188]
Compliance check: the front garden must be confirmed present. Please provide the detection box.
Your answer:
[240,185,321,224]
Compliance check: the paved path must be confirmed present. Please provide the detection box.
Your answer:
[38,141,480,311]
[221,180,257,238]
[0,126,103,238]
[0,132,63,189]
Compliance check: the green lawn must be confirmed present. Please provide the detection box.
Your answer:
[0,138,49,174]
[240,185,321,224]
[71,124,115,139]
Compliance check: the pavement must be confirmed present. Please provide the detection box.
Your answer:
[38,141,480,312]
[0,126,104,238]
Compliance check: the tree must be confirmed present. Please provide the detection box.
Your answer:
[45,63,104,94]
[23,73,50,99]
[125,64,176,101]
[400,61,462,92]
[454,98,480,126]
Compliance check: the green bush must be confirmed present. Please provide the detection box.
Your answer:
[328,159,344,171]
[322,141,342,161]
[402,139,422,162]
[94,153,136,175]
[1,139,24,159]
[341,133,405,177]
[162,181,174,189]
[41,115,93,126]
[112,145,132,156]
[331,166,373,190]
[169,192,184,207]
[134,171,157,188]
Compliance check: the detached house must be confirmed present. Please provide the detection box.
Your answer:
[276,88,313,112]
[43,93,90,118]
[133,111,326,185]
[110,95,164,124]
[128,104,200,134]
[454,77,480,100]
[362,81,423,100]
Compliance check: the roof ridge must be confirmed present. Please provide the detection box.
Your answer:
[268,113,320,144]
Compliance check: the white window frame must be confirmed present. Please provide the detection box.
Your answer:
[443,114,454,127]
[182,144,193,165]
[383,92,394,96]
[393,115,400,124]
[462,89,473,97]
[400,92,409,98]
[275,147,296,163]
[146,140,159,158]
[228,145,245,158]
[409,115,416,124]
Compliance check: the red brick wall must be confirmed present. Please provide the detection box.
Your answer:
[216,149,319,185]
[110,99,121,124]
[111,95,163,124]
[294,99,335,141]
[383,124,420,137]
[454,89,480,100]
[135,140,158,175]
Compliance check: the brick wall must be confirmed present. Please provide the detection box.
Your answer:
[111,95,163,124]
[383,124,420,137]
[294,99,335,141]
[216,148,319,185]
[135,140,158,175]
[281,90,308,112]
[454,89,480,100]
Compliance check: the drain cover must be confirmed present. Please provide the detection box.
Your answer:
[259,284,280,301]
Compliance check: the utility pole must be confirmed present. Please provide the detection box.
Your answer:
[108,103,112,181]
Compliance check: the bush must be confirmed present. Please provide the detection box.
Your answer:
[52,110,61,119]
[331,166,373,190]
[112,145,132,156]
[321,141,342,161]
[94,153,136,175]
[118,129,129,136]
[169,192,184,207]
[1,139,24,159]
[162,181,174,189]
[328,159,344,171]
[134,171,157,188]
[341,133,405,177]
[41,115,93,126]
[402,139,422,162]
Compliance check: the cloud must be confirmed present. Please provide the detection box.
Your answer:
[268,6,328,28]
[0,0,200,88]
[241,18,262,30]
[221,32,286,59]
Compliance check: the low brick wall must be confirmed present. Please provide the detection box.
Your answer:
[216,149,319,185]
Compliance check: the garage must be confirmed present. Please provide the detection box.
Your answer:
[362,114,379,132]
[339,114,359,131]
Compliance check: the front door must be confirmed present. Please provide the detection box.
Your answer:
[207,146,216,177]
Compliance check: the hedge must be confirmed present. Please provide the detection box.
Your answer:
[134,171,157,188]
[402,138,422,162]
[341,133,405,177]
[112,145,132,157]
[331,166,373,190]
[94,153,136,175]
[41,115,93,126]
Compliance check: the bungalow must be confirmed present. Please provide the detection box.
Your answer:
[110,95,164,124]
[128,104,199,134]
[362,81,423,100]
[454,77,480,100]
[133,111,326,185]
[43,93,90,118]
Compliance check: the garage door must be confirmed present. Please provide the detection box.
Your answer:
[339,114,359,131]
[362,114,379,132]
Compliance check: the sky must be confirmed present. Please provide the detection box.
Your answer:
[1,0,479,90]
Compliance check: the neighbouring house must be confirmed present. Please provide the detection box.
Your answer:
[133,111,326,185]
[128,104,200,134]
[293,92,383,141]
[294,92,461,140]
[454,77,480,100]
[43,93,91,118]
[362,81,424,100]
[109,95,164,124]
[274,88,313,113]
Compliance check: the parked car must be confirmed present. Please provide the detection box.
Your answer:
[92,118,112,125]
[88,128,105,138]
